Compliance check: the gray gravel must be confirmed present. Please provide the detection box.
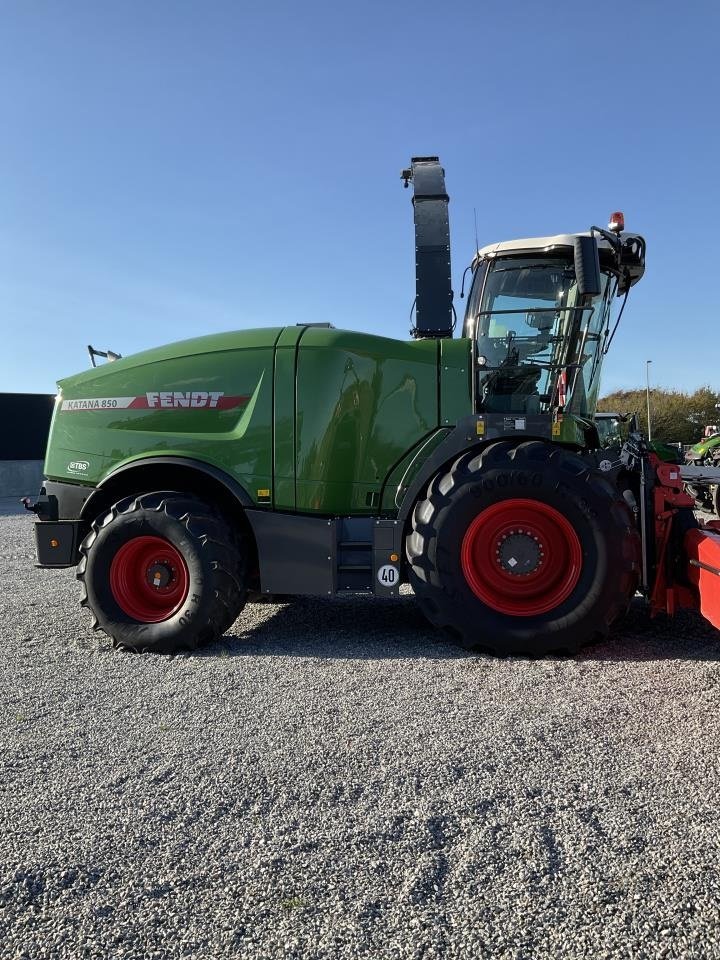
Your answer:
[2,499,720,959]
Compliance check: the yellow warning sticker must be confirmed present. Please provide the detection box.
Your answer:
[552,422,561,437]
[476,420,485,436]
[257,488,271,498]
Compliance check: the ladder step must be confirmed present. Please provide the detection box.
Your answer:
[338,540,372,549]
[337,564,373,572]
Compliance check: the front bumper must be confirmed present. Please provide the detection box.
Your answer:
[28,478,95,568]
[34,519,84,567]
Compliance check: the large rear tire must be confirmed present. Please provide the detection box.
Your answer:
[78,492,247,653]
[406,441,640,656]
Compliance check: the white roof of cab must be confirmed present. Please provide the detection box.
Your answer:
[476,231,639,262]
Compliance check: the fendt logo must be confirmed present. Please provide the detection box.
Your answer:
[146,391,224,408]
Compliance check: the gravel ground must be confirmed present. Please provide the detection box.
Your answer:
[2,499,720,960]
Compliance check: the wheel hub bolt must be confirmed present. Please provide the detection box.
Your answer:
[495,529,544,576]
[146,561,174,590]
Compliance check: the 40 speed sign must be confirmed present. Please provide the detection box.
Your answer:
[377,564,399,586]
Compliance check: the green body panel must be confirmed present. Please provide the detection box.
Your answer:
[45,325,469,517]
[649,440,681,463]
[273,326,304,510]
[44,321,598,520]
[293,329,440,513]
[380,428,452,513]
[440,339,473,426]
[555,415,591,446]
[690,435,720,459]
[46,328,282,506]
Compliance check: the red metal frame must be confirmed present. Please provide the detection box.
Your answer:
[649,458,697,618]
[685,526,720,629]
[648,457,719,627]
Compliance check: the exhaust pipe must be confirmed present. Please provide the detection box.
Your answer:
[401,156,453,338]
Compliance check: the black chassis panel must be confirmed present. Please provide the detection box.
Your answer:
[373,519,403,597]
[250,511,336,596]
[35,479,98,521]
[247,511,405,597]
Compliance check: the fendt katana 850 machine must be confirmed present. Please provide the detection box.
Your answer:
[27,157,720,655]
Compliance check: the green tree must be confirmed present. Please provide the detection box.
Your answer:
[598,386,720,443]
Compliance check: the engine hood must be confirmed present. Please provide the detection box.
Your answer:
[58,327,284,391]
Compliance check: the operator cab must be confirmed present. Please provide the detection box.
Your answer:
[594,412,630,447]
[462,226,645,418]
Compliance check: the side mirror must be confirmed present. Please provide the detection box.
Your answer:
[573,236,602,297]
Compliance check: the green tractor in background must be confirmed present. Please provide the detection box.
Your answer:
[594,412,627,448]
[685,428,720,515]
[595,412,681,463]
[27,157,720,655]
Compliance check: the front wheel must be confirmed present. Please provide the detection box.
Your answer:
[406,441,640,656]
[78,492,247,653]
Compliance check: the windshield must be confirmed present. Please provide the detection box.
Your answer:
[466,256,616,416]
[595,415,625,446]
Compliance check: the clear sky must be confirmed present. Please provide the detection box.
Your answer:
[1,0,718,395]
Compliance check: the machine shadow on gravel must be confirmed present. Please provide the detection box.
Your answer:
[201,595,468,661]
[202,596,720,663]
[582,601,720,664]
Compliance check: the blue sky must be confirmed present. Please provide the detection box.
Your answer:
[2,0,718,395]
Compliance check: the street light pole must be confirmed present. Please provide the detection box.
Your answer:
[645,360,653,441]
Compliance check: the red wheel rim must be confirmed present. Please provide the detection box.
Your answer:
[460,498,583,617]
[109,535,189,622]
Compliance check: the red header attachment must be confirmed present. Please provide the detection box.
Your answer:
[608,211,625,233]
[685,527,720,630]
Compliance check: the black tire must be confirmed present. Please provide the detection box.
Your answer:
[78,492,247,653]
[668,505,699,588]
[713,485,720,518]
[406,441,640,656]
[686,483,712,511]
